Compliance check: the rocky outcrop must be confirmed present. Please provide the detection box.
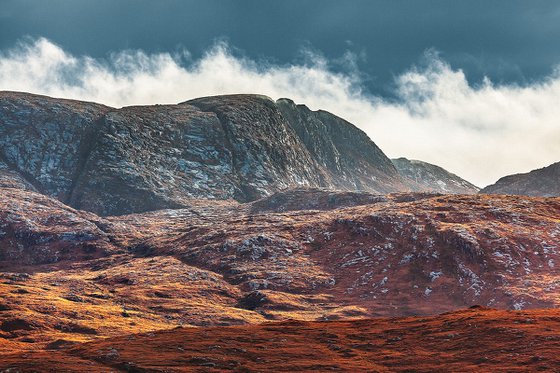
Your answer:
[392,157,479,194]
[0,92,406,215]
[66,103,237,214]
[480,161,560,197]
[0,188,117,266]
[185,95,327,201]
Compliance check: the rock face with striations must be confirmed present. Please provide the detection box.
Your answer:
[67,103,236,214]
[0,92,111,200]
[0,92,406,215]
[392,157,479,194]
[277,98,403,194]
[480,161,560,197]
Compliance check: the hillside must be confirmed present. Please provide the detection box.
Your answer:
[1,186,559,353]
[480,161,560,197]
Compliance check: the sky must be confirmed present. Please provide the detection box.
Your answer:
[1,0,560,187]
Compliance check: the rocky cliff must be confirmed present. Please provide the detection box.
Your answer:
[480,161,560,197]
[0,92,406,215]
[392,157,479,194]
[0,92,111,200]
[277,98,403,194]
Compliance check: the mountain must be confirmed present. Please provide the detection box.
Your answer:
[392,157,479,194]
[276,98,402,194]
[2,91,559,368]
[480,161,560,197]
[0,92,406,215]
[2,307,560,372]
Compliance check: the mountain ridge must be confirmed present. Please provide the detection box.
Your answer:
[1,91,488,216]
[480,161,560,197]
[0,91,409,215]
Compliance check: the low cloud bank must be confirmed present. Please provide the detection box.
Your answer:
[1,38,559,187]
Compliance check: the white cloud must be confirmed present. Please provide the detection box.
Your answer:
[1,38,559,187]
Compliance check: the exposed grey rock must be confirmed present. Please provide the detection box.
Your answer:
[392,157,479,194]
[277,98,404,194]
[0,160,36,191]
[186,95,327,201]
[0,92,407,215]
[68,103,237,214]
[0,91,111,200]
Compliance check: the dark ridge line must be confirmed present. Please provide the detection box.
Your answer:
[65,114,109,208]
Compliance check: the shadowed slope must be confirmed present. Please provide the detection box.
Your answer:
[392,157,479,194]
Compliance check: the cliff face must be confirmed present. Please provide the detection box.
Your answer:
[276,98,404,194]
[0,92,111,200]
[0,92,406,215]
[480,161,560,197]
[392,157,479,194]
[67,103,237,214]
[185,95,327,201]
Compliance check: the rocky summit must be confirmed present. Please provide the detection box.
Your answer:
[0,92,409,215]
[480,161,560,197]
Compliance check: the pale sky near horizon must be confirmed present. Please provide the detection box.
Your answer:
[1,1,560,187]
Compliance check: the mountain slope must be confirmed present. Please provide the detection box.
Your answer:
[480,161,560,197]
[277,98,403,194]
[1,186,559,352]
[0,92,406,215]
[392,157,479,194]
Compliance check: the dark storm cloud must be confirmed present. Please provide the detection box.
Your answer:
[2,0,560,95]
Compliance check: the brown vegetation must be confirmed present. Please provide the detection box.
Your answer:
[1,307,560,372]
[1,187,559,364]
